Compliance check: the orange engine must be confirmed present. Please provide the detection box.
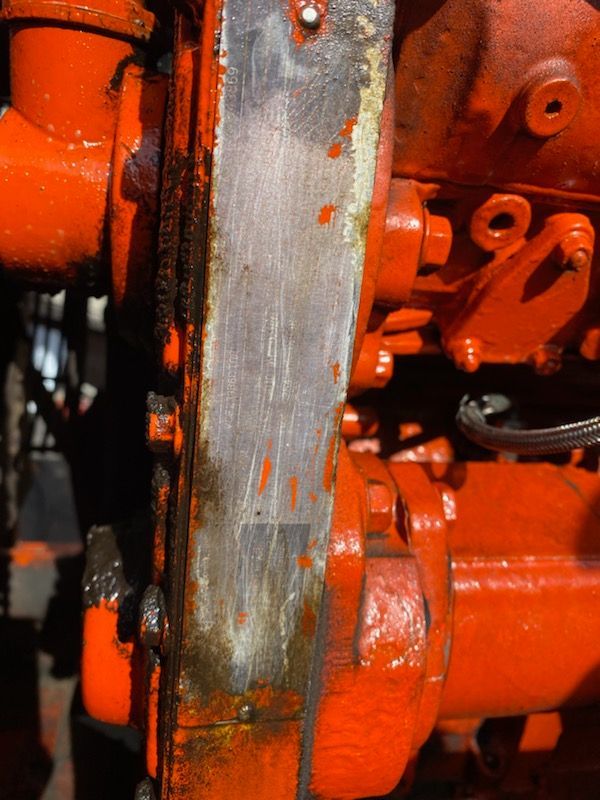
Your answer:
[2,1,600,799]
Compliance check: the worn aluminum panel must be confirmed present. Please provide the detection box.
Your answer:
[166,0,393,795]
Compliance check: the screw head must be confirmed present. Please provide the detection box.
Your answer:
[237,702,256,722]
[298,4,321,29]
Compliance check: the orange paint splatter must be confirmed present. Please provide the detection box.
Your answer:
[297,554,313,569]
[331,362,341,383]
[289,476,298,511]
[309,491,318,503]
[339,117,357,138]
[318,204,336,225]
[328,142,342,159]
[301,601,317,637]
[308,539,318,550]
[237,612,248,625]
[258,456,272,496]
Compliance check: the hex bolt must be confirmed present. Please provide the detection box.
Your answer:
[134,778,157,800]
[146,392,182,458]
[139,584,170,654]
[421,210,453,268]
[298,4,321,29]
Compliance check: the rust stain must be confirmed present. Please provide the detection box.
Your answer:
[301,601,317,637]
[318,204,337,225]
[331,361,341,383]
[297,554,313,569]
[323,402,344,493]
[328,142,342,159]
[289,475,298,511]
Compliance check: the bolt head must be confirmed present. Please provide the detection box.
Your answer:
[139,584,169,652]
[134,778,156,800]
[298,4,321,29]
[553,231,594,272]
[237,702,255,722]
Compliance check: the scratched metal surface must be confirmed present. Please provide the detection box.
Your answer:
[177,0,393,710]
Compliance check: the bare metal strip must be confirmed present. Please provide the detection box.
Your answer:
[178,0,393,711]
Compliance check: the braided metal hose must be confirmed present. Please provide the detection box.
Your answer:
[456,394,600,455]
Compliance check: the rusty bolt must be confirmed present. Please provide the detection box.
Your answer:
[298,3,321,28]
[146,392,182,457]
[529,345,562,376]
[139,584,170,654]
[367,479,394,534]
[237,702,256,722]
[134,778,156,800]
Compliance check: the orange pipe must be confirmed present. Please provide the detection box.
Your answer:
[0,108,110,284]
[0,0,156,287]
[438,461,600,719]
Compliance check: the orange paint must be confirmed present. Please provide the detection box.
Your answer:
[81,599,134,726]
[237,612,248,625]
[170,721,302,800]
[296,554,313,569]
[146,661,161,778]
[289,475,298,511]
[328,141,342,158]
[258,455,272,495]
[309,491,318,503]
[331,361,341,383]
[163,324,182,372]
[339,117,357,138]
[318,203,336,225]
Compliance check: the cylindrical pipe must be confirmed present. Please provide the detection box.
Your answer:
[0,0,156,287]
[437,462,600,719]
[10,22,135,142]
[0,108,110,285]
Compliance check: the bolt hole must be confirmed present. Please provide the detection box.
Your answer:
[488,212,515,232]
[545,99,562,117]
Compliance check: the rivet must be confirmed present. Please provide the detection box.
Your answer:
[299,4,321,29]
[237,702,255,722]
